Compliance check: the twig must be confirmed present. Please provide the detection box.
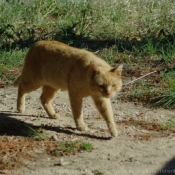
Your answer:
[123,70,157,86]
[42,6,56,19]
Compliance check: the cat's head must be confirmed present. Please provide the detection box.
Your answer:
[90,64,123,98]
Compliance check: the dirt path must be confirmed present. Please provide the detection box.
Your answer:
[0,87,175,175]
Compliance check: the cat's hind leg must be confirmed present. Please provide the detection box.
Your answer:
[69,93,88,131]
[40,85,60,119]
[92,96,118,137]
[17,84,26,113]
[17,81,40,113]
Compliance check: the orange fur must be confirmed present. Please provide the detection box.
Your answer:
[13,41,123,137]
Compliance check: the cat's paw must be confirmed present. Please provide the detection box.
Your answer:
[49,113,60,119]
[17,106,25,113]
[110,128,118,137]
[77,124,88,132]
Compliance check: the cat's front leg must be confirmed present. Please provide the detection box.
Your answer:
[92,96,118,137]
[69,93,88,131]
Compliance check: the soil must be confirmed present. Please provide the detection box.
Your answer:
[0,87,175,175]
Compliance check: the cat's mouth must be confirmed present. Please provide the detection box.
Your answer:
[106,94,110,98]
[105,91,116,98]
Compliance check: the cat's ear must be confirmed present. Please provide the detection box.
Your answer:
[91,63,101,77]
[110,64,123,76]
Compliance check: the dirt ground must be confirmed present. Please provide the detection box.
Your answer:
[0,87,175,175]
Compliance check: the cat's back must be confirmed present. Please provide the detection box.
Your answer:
[28,40,74,59]
[25,40,111,71]
[34,40,70,51]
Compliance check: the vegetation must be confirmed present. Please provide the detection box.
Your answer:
[22,125,93,154]
[23,125,50,140]
[160,118,175,131]
[0,0,175,107]
[50,141,93,156]
[0,135,93,171]
[93,169,105,175]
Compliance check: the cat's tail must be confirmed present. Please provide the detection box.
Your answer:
[13,75,21,87]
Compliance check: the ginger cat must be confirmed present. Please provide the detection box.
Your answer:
[14,41,123,137]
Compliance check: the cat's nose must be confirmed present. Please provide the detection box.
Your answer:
[106,91,111,97]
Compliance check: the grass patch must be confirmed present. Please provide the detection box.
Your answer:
[49,141,93,156]
[93,169,105,175]
[153,71,175,107]
[22,125,93,155]
[154,93,175,108]
[23,125,49,140]
[160,118,175,131]
[0,0,174,48]
[0,49,26,84]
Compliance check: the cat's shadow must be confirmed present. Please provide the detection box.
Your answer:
[43,125,111,140]
[0,111,111,140]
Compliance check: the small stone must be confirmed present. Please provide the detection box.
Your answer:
[81,168,88,174]
[150,160,158,165]
[159,115,164,118]
[60,161,70,166]
[55,158,71,166]
[51,135,59,141]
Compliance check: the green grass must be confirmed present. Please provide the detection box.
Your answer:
[0,0,175,108]
[93,169,105,175]
[0,0,174,47]
[155,92,175,108]
[160,118,175,130]
[51,141,93,156]
[152,71,175,107]
[0,49,26,83]
[23,125,49,140]
[0,49,25,69]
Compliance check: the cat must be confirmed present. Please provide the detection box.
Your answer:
[13,41,123,137]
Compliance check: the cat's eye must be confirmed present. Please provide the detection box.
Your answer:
[99,85,105,89]
[112,84,116,87]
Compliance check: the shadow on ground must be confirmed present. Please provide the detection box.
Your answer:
[0,111,111,140]
[156,158,175,175]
